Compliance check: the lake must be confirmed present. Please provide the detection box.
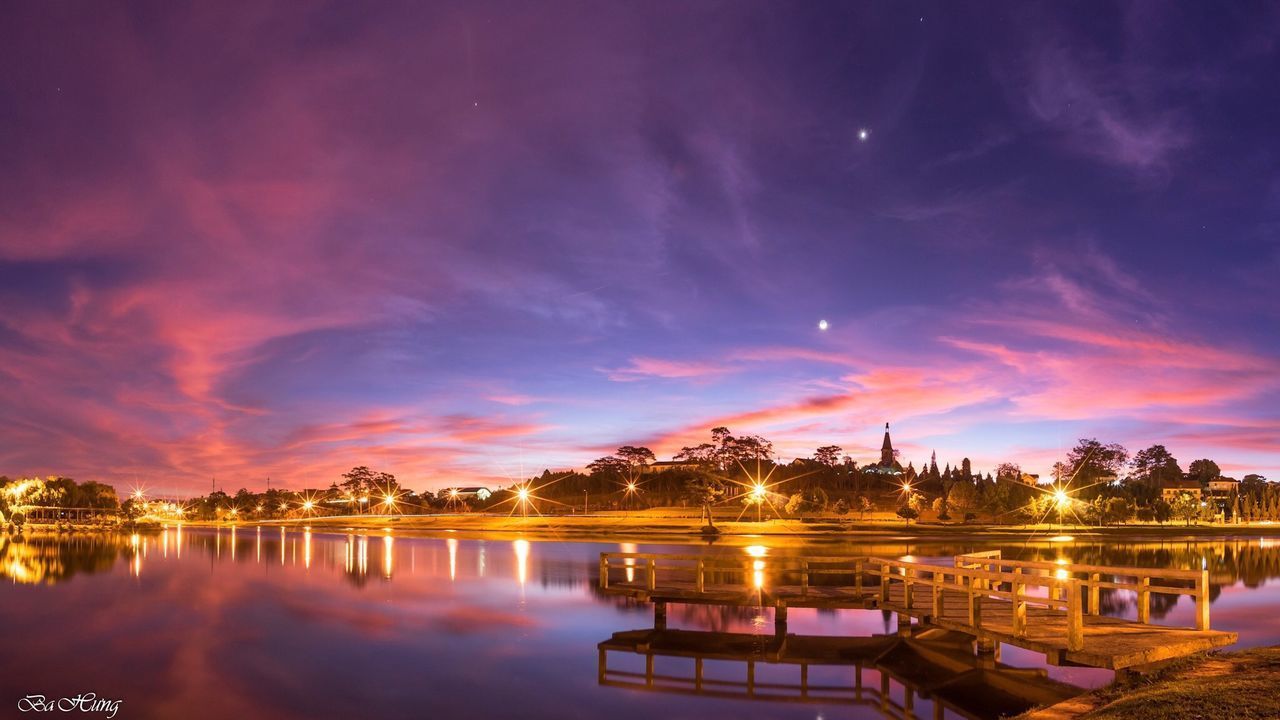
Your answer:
[2,528,1278,719]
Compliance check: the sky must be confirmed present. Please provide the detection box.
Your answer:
[1,1,1278,495]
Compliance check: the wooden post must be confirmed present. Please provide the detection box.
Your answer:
[801,560,809,596]
[598,647,606,684]
[904,567,914,609]
[880,564,891,603]
[968,575,983,628]
[696,558,705,593]
[647,558,657,591]
[1067,579,1084,651]
[655,601,667,630]
[695,657,703,691]
[855,560,864,599]
[776,602,788,632]
[932,570,944,618]
[800,663,808,699]
[600,555,608,589]
[1196,569,1211,631]
[1088,572,1100,615]
[747,660,755,697]
[1012,568,1027,637]
[1137,575,1150,624]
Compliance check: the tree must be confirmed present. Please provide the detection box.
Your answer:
[785,493,806,515]
[814,443,844,466]
[949,481,980,515]
[1188,459,1221,487]
[1063,439,1128,499]
[77,481,120,509]
[674,443,717,467]
[1129,445,1183,487]
[896,506,919,524]
[858,496,874,520]
[615,446,656,470]
[833,498,850,518]
[685,476,725,530]
[1170,493,1200,526]
[995,463,1022,482]
[813,446,843,466]
[587,456,629,477]
[1102,497,1133,526]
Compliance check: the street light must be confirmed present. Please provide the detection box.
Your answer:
[1053,487,1071,529]
[751,482,767,522]
[517,486,531,518]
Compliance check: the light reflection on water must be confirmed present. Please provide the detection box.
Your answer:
[2,529,1280,719]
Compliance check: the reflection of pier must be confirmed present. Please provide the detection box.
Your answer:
[599,550,1236,670]
[597,626,1082,719]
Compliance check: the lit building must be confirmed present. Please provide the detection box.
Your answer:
[451,487,492,501]
[1207,478,1239,497]
[641,461,703,474]
[1161,480,1203,502]
[864,423,903,476]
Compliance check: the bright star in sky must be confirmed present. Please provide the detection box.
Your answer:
[818,319,829,331]
[857,128,869,141]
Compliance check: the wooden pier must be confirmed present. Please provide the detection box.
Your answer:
[598,550,1237,670]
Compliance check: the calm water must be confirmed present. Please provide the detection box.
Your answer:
[3,528,1279,719]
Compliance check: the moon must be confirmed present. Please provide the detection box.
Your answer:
[818,319,829,331]
[857,128,869,142]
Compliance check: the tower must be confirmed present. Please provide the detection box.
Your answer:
[880,423,895,466]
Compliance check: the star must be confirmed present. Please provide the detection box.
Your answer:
[857,128,869,142]
[818,319,829,331]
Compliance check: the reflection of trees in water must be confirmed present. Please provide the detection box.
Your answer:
[0,533,130,584]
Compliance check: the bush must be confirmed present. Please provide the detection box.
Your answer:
[895,506,919,524]
[964,512,977,524]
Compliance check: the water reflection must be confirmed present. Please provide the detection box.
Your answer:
[597,626,1081,719]
[3,531,1280,719]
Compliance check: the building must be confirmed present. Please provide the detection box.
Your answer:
[864,423,903,476]
[1207,478,1239,497]
[1161,480,1202,503]
[642,461,703,474]
[450,486,492,501]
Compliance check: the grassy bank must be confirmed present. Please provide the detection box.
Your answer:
[1023,647,1280,720]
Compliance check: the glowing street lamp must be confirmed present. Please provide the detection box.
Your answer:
[751,482,767,522]
[1053,487,1072,528]
[516,486,531,518]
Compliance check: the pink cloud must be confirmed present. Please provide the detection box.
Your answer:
[604,356,733,382]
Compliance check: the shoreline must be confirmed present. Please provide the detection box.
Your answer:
[167,513,1280,543]
[1021,646,1280,719]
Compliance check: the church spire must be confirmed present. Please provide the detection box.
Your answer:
[880,422,895,466]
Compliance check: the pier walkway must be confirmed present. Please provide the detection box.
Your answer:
[598,550,1236,670]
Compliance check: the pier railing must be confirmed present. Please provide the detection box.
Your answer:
[600,550,1218,654]
[954,551,1211,631]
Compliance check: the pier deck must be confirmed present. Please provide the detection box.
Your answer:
[598,550,1237,670]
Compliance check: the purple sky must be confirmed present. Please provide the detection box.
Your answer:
[2,2,1278,494]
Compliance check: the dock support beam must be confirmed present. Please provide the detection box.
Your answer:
[655,601,667,630]
[1196,569,1211,631]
